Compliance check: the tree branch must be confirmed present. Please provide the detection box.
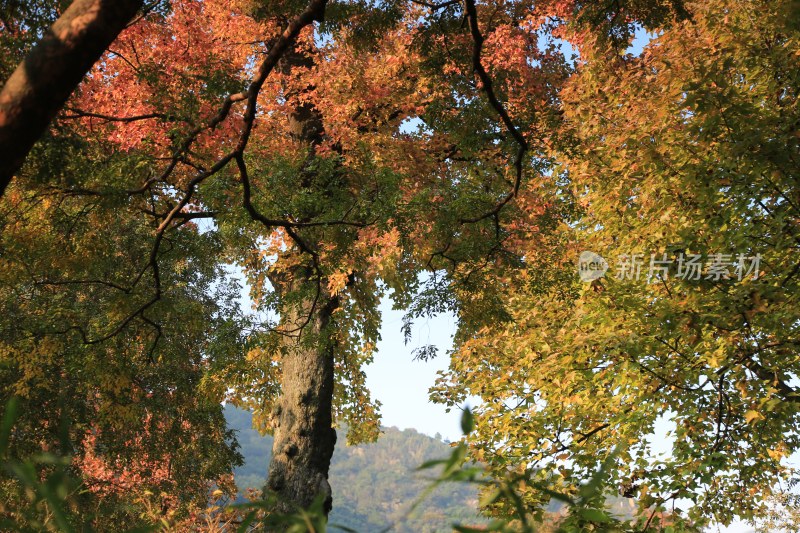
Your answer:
[0,0,144,196]
[460,0,529,224]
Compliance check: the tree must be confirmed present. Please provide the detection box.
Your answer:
[0,169,244,526]
[2,0,435,519]
[434,0,800,528]
[39,0,553,517]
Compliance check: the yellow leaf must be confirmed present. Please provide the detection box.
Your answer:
[744,410,764,424]
[767,448,785,461]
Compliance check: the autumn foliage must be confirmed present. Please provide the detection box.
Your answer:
[1,0,799,530]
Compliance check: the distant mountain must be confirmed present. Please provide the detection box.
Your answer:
[225,405,485,532]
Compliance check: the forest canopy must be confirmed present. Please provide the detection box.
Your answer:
[1,0,799,531]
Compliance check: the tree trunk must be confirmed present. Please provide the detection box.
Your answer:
[266,265,339,516]
[0,0,143,197]
[262,37,340,519]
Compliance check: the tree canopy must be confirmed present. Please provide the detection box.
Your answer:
[435,0,800,528]
[1,0,799,530]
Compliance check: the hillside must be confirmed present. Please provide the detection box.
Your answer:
[225,406,485,532]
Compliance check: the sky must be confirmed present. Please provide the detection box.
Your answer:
[365,298,463,441]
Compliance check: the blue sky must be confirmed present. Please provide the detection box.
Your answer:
[365,298,462,440]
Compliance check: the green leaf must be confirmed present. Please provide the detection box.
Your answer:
[460,407,475,435]
[0,397,20,457]
[577,508,612,523]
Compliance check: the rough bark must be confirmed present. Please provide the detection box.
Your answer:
[266,267,339,516]
[0,0,143,197]
[265,41,339,518]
